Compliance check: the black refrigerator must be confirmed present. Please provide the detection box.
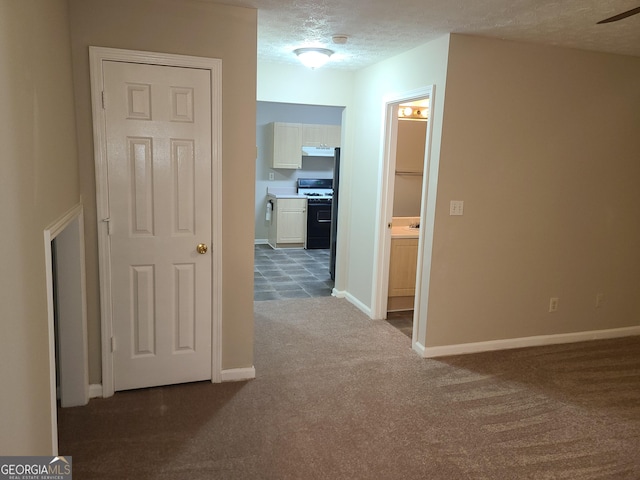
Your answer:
[329,147,340,281]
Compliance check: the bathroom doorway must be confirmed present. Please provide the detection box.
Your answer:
[371,86,434,351]
[386,101,428,337]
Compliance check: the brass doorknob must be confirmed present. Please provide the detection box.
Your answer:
[196,243,208,254]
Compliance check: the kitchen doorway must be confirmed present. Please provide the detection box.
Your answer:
[254,102,344,301]
[371,86,435,351]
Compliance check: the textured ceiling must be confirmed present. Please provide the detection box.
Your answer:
[214,0,640,70]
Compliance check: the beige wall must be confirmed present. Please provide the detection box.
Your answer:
[67,0,257,381]
[423,35,640,346]
[338,32,640,350]
[0,0,79,454]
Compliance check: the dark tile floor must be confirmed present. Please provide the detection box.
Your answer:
[254,244,334,301]
[386,311,414,338]
[254,244,413,338]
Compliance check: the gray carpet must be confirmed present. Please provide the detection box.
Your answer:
[58,297,640,479]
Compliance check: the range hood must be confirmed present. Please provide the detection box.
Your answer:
[301,146,335,157]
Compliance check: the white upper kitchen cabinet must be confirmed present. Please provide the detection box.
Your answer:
[269,122,341,170]
[302,124,341,148]
[270,122,303,169]
[326,125,342,148]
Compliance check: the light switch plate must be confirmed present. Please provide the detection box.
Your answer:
[450,200,464,216]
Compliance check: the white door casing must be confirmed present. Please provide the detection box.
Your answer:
[372,86,434,352]
[90,47,222,396]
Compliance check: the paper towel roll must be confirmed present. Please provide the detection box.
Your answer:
[265,201,272,222]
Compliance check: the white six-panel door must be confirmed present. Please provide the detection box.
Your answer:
[103,60,213,391]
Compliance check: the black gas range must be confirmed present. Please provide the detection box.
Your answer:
[297,178,333,249]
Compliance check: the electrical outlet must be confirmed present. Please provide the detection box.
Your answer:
[596,293,604,308]
[450,200,464,216]
[549,297,559,313]
[268,172,275,181]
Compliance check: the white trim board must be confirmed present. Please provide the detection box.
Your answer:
[221,367,256,382]
[332,289,373,318]
[419,326,640,358]
[90,367,257,392]
[89,46,223,396]
[412,341,426,357]
[89,384,103,399]
[44,202,88,454]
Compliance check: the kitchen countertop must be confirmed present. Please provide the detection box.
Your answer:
[267,192,306,199]
[266,187,306,200]
[391,226,419,239]
[391,216,420,239]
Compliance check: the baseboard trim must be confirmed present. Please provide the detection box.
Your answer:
[254,239,268,245]
[412,341,426,357]
[221,366,256,382]
[333,289,372,317]
[89,384,103,398]
[421,325,640,358]
[87,368,255,397]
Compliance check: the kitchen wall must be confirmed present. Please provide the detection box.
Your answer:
[255,101,343,242]
[0,0,80,454]
[67,0,257,381]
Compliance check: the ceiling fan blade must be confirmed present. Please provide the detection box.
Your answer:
[597,6,640,24]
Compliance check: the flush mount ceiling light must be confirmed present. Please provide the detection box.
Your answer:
[294,47,334,69]
[332,35,349,45]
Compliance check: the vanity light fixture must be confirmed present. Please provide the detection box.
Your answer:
[294,47,334,69]
[398,104,429,121]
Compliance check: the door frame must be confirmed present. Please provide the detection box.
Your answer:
[371,86,435,348]
[89,47,223,397]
